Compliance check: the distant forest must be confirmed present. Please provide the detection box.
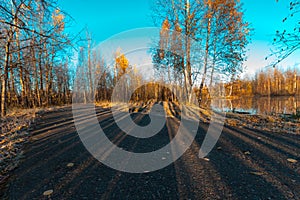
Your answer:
[221,67,300,97]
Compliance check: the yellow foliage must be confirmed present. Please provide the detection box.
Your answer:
[52,9,65,31]
[174,22,182,32]
[161,18,170,31]
[115,52,129,72]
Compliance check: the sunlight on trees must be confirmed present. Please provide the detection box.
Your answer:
[0,0,72,117]
[115,51,129,74]
[151,0,250,104]
[218,67,300,97]
[1,0,298,117]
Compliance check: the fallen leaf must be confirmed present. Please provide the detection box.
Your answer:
[250,171,265,176]
[244,151,251,155]
[43,189,53,196]
[287,158,297,163]
[67,163,74,167]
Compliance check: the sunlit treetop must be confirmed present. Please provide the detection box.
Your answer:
[52,9,65,31]
[115,50,129,73]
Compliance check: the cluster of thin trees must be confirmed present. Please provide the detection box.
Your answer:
[73,42,147,104]
[74,0,251,105]
[0,0,72,117]
[152,0,250,103]
[215,67,300,97]
[73,41,191,104]
[253,67,300,96]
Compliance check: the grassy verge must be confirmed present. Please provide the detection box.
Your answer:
[0,109,36,196]
[0,105,70,186]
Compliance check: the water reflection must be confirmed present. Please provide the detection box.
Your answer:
[210,96,300,115]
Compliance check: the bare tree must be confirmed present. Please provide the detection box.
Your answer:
[269,0,300,65]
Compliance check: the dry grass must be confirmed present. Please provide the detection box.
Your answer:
[0,111,35,181]
[95,101,115,108]
[163,102,173,117]
[0,105,69,180]
[224,112,300,134]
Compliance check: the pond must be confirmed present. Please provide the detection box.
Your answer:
[210,96,300,115]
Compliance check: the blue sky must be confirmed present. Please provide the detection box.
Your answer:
[59,0,300,76]
[242,0,300,75]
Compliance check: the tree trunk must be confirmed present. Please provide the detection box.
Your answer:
[199,17,211,101]
[184,0,192,103]
[10,65,18,106]
[87,39,93,102]
[39,49,44,105]
[32,39,41,107]
[294,71,297,95]
[268,77,271,97]
[15,28,26,107]
[1,41,10,117]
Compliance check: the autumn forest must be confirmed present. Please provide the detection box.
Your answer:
[0,0,300,118]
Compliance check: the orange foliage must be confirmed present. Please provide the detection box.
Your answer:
[161,18,170,32]
[52,9,65,31]
[115,52,129,73]
[159,18,171,59]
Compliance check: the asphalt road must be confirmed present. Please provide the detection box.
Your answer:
[7,106,300,200]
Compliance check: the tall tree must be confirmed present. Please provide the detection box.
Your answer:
[152,0,204,103]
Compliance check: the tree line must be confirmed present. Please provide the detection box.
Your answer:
[0,0,72,117]
[221,67,300,97]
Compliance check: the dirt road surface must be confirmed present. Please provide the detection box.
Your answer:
[6,106,300,199]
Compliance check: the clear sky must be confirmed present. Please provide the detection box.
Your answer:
[59,0,300,76]
[242,0,300,76]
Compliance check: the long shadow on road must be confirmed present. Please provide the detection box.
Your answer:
[8,106,300,199]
